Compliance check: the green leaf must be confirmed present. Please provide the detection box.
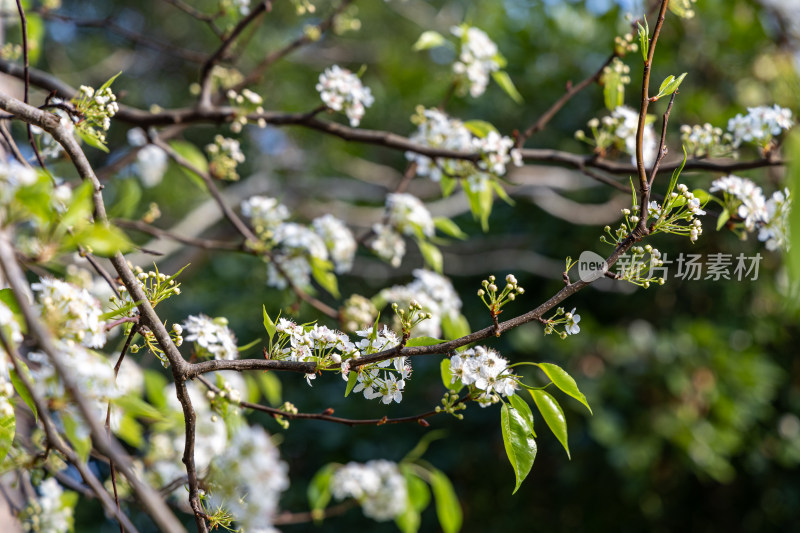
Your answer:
[257,372,282,406]
[10,364,37,421]
[67,223,132,256]
[0,408,15,466]
[62,411,91,463]
[58,181,93,232]
[637,20,649,62]
[115,415,143,447]
[501,404,537,494]
[406,336,445,347]
[440,175,457,197]
[0,289,26,334]
[413,30,446,51]
[429,468,462,533]
[433,217,467,240]
[441,312,470,341]
[492,181,515,206]
[529,389,570,459]
[308,463,336,513]
[26,14,45,65]
[463,120,498,138]
[396,470,431,533]
[716,208,731,231]
[97,71,123,94]
[114,394,165,421]
[108,178,142,219]
[396,505,421,533]
[655,72,687,99]
[536,362,592,414]
[491,71,524,104]
[509,394,536,437]
[658,75,675,95]
[310,257,340,298]
[344,370,358,397]
[440,358,463,392]
[168,140,209,190]
[238,337,261,354]
[417,240,443,273]
[76,129,109,153]
[403,430,447,463]
[144,370,169,409]
[465,181,493,232]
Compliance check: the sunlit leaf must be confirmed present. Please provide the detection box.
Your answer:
[501,404,537,494]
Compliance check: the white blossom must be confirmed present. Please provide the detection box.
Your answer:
[451,25,502,98]
[610,106,658,167]
[449,346,517,406]
[379,269,462,339]
[134,144,169,188]
[727,105,793,148]
[32,277,107,349]
[208,424,289,531]
[406,108,473,183]
[710,175,767,231]
[316,65,374,127]
[386,193,435,238]
[182,314,238,360]
[330,460,407,521]
[241,196,291,237]
[21,478,74,533]
[369,223,406,268]
[312,214,357,273]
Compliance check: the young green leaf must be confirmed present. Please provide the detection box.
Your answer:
[509,394,536,437]
[406,336,445,347]
[310,257,340,298]
[637,19,649,62]
[417,240,443,273]
[536,362,592,414]
[501,404,537,494]
[0,408,15,466]
[429,468,462,533]
[413,30,446,51]
[10,365,37,421]
[257,372,282,406]
[491,71,524,103]
[308,463,336,512]
[716,208,731,231]
[344,370,358,397]
[529,389,570,459]
[463,120,498,138]
[433,217,468,240]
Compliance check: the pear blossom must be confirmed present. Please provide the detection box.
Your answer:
[316,65,374,127]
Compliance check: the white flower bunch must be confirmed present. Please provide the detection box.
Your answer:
[451,25,502,98]
[316,65,374,127]
[379,269,462,339]
[330,460,408,521]
[369,223,406,268]
[266,222,330,289]
[181,314,239,360]
[473,130,522,175]
[369,193,434,268]
[347,326,411,404]
[206,135,246,181]
[273,318,357,384]
[727,105,793,148]
[21,478,74,533]
[406,107,474,182]
[340,294,378,332]
[450,346,517,407]
[577,106,657,167]
[386,193,435,238]
[710,175,767,231]
[680,123,732,157]
[241,195,291,238]
[208,424,290,531]
[32,277,107,349]
[711,175,791,251]
[312,214,357,274]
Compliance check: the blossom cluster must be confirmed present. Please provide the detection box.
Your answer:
[576,106,658,167]
[32,277,107,349]
[680,123,732,158]
[241,196,356,289]
[316,65,374,127]
[473,130,522,181]
[208,424,290,532]
[20,478,75,533]
[378,269,462,339]
[0,300,23,418]
[406,107,474,183]
[75,83,119,140]
[181,314,239,360]
[330,460,408,521]
[206,135,246,181]
[727,105,793,149]
[451,25,502,98]
[370,192,434,267]
[710,175,791,251]
[269,317,411,403]
[450,346,517,407]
